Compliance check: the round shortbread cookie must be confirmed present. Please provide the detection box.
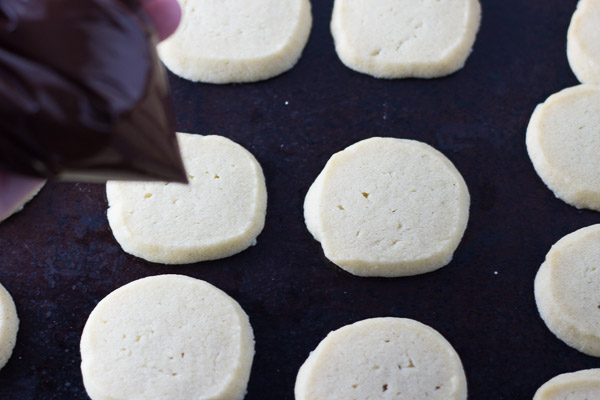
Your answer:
[80,274,254,400]
[295,318,467,400]
[567,0,600,84]
[533,369,600,400]
[330,0,481,79]
[526,85,600,211]
[158,0,312,83]
[0,282,19,370]
[304,137,470,277]
[534,224,600,356]
[107,133,267,264]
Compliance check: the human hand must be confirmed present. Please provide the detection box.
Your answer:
[0,173,46,222]
[0,0,182,222]
[141,0,182,41]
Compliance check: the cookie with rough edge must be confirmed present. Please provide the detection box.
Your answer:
[0,282,18,370]
[533,369,600,400]
[567,0,600,84]
[107,133,267,264]
[295,317,467,400]
[526,84,600,211]
[158,0,312,83]
[304,137,470,277]
[80,274,255,400]
[534,224,600,357]
[330,0,481,79]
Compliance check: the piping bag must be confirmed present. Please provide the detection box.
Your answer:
[0,0,187,183]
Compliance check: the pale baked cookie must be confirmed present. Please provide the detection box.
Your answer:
[158,0,312,83]
[533,369,600,400]
[330,0,481,79]
[107,133,267,264]
[304,137,469,277]
[295,318,467,400]
[80,274,254,400]
[526,85,600,211]
[534,224,600,356]
[0,282,19,370]
[567,0,600,84]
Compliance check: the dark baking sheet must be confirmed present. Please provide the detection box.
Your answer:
[1,0,600,398]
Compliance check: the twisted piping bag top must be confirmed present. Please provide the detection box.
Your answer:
[0,0,186,183]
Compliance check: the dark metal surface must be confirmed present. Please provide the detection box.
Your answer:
[1,0,599,398]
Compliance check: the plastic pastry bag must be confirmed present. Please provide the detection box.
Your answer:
[0,0,186,182]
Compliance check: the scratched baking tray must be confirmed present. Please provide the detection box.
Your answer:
[1,0,599,398]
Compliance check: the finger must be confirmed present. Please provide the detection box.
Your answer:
[140,0,182,41]
[0,172,46,223]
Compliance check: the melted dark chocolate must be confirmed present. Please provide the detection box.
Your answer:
[0,0,186,182]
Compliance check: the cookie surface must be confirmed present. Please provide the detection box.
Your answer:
[526,85,600,211]
[295,317,467,400]
[534,224,600,356]
[330,0,481,79]
[533,369,600,400]
[158,0,312,83]
[567,0,600,84]
[80,274,255,400]
[0,282,18,370]
[107,133,267,264]
[304,137,469,277]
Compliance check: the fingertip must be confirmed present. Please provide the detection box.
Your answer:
[0,171,46,222]
[141,0,182,41]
